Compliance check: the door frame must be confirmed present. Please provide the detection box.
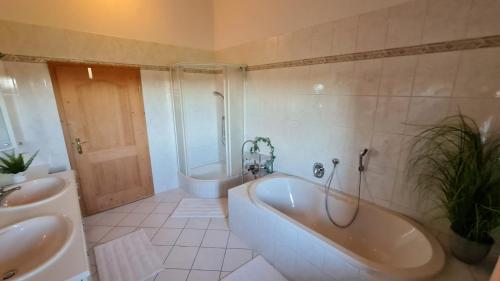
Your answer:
[48,62,152,216]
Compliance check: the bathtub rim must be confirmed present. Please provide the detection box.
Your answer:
[247,173,445,281]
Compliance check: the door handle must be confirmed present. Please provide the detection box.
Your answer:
[74,138,88,154]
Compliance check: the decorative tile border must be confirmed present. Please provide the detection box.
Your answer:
[182,67,222,74]
[0,53,226,74]
[0,53,171,71]
[246,35,500,71]
[2,34,500,72]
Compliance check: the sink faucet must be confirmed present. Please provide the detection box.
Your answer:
[0,185,21,206]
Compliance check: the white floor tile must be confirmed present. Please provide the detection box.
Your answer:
[176,229,206,246]
[222,249,253,272]
[160,190,186,203]
[84,226,113,242]
[144,274,157,281]
[83,213,107,226]
[99,227,136,243]
[108,201,141,213]
[164,246,199,269]
[137,227,159,240]
[155,269,190,281]
[117,213,148,226]
[227,233,251,249]
[202,230,229,248]
[219,271,231,280]
[153,245,172,263]
[186,218,211,229]
[192,248,225,270]
[187,270,220,281]
[140,213,168,227]
[153,203,177,214]
[133,202,158,213]
[152,228,183,245]
[140,195,165,203]
[95,212,128,226]
[164,217,188,228]
[208,218,229,230]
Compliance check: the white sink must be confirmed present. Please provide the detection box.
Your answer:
[0,215,74,280]
[1,177,66,208]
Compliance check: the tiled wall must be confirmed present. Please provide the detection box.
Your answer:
[141,70,180,192]
[0,61,70,172]
[0,19,213,66]
[216,0,500,235]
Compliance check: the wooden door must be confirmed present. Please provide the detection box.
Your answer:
[49,63,153,215]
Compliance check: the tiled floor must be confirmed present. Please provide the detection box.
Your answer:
[83,188,256,281]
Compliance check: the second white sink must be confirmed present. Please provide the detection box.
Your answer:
[0,215,74,280]
[1,177,66,208]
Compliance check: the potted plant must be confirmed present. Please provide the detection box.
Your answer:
[408,114,500,264]
[0,150,38,184]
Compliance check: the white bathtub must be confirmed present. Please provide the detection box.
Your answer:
[228,174,445,281]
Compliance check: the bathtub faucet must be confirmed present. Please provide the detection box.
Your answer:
[0,185,21,206]
[247,161,266,176]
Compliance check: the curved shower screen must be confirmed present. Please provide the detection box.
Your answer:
[170,63,246,183]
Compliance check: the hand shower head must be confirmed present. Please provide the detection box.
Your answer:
[213,91,224,99]
[358,148,368,172]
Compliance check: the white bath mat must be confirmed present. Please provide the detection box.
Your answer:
[222,256,288,281]
[171,198,228,218]
[94,229,163,281]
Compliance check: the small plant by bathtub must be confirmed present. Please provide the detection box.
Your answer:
[408,114,500,263]
[0,150,38,183]
[250,137,276,173]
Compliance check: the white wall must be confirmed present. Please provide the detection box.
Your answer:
[0,0,415,51]
[0,0,214,50]
[213,0,412,49]
[141,70,180,192]
[0,61,70,173]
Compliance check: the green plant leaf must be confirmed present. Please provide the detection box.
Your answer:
[408,113,500,243]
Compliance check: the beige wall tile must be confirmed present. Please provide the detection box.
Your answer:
[448,98,500,133]
[310,22,335,57]
[365,164,398,202]
[374,97,411,134]
[353,59,383,96]
[285,65,311,94]
[277,29,312,62]
[405,97,451,135]
[355,9,389,52]
[308,64,332,94]
[386,0,426,48]
[466,0,500,38]
[337,96,378,130]
[412,52,460,97]
[369,133,404,169]
[421,0,471,44]
[330,61,355,96]
[379,56,418,97]
[453,48,500,98]
[0,20,213,65]
[331,16,358,55]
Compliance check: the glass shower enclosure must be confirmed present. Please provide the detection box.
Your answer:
[170,63,245,198]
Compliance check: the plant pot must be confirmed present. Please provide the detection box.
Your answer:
[12,172,27,184]
[449,227,494,264]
